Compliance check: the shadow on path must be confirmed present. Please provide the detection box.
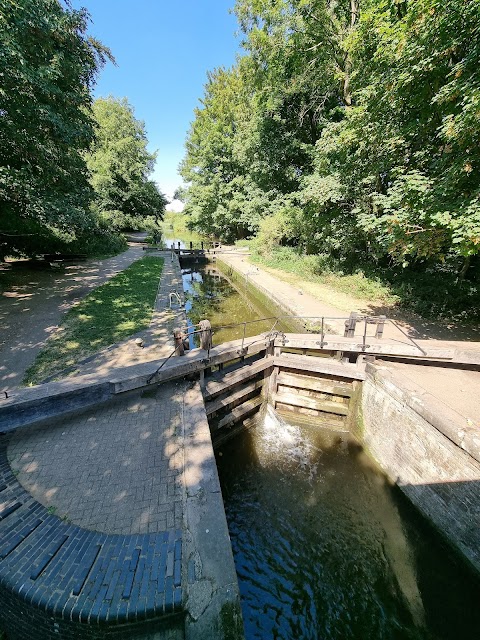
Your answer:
[0,237,146,389]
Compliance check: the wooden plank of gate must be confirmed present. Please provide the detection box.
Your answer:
[273,354,366,381]
[275,334,455,360]
[276,371,352,397]
[205,379,264,416]
[272,391,349,416]
[213,396,264,430]
[203,359,271,401]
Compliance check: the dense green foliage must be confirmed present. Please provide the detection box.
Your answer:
[86,97,167,232]
[181,0,480,310]
[24,256,164,384]
[0,0,114,259]
[0,2,163,260]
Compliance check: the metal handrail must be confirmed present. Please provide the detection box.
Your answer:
[179,314,389,337]
[170,313,423,356]
[147,312,424,387]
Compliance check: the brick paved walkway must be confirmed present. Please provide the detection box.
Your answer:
[7,380,188,535]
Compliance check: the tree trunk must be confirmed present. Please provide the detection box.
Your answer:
[458,255,471,282]
[343,0,359,107]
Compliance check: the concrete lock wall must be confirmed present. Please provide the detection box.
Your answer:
[360,363,480,574]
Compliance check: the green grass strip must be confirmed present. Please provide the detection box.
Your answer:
[23,256,164,385]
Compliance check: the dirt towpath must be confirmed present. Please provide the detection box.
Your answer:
[218,249,480,429]
[0,235,146,390]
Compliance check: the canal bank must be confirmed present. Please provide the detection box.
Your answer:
[212,252,480,576]
[2,244,480,639]
[0,252,244,640]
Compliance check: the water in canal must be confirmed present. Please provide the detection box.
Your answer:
[216,407,480,640]
[180,260,296,347]
[177,252,480,640]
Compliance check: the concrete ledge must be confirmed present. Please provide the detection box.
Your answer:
[0,381,112,433]
[361,365,480,574]
[182,384,244,640]
[366,363,480,464]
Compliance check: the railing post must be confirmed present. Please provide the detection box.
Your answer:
[207,329,212,359]
[376,315,386,339]
[362,316,368,351]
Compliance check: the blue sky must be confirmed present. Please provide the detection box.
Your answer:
[72,1,241,205]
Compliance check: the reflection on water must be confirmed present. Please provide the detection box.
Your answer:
[181,264,292,347]
[216,407,480,640]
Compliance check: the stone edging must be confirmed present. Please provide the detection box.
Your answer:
[182,383,244,639]
[366,363,480,464]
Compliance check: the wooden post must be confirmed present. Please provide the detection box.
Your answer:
[375,315,386,339]
[173,328,185,356]
[268,344,282,405]
[190,241,193,250]
[344,312,357,338]
[199,319,212,351]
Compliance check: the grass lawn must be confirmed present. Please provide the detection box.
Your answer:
[23,256,164,385]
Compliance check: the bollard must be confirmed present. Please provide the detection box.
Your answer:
[199,319,212,351]
[173,328,186,356]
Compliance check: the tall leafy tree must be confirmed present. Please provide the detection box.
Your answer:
[350,0,480,267]
[86,97,167,228]
[0,0,111,259]
[182,0,480,279]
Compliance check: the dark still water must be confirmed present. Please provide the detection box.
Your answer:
[216,407,480,640]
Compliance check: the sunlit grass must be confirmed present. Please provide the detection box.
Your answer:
[23,256,164,385]
[247,247,397,309]
[162,211,204,244]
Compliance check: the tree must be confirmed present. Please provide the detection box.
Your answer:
[349,0,480,265]
[0,0,111,259]
[181,0,480,277]
[86,97,167,229]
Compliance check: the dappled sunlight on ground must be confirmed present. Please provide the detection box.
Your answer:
[0,241,145,389]
[7,380,187,535]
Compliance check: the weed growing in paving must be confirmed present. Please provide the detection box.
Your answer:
[23,256,164,385]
